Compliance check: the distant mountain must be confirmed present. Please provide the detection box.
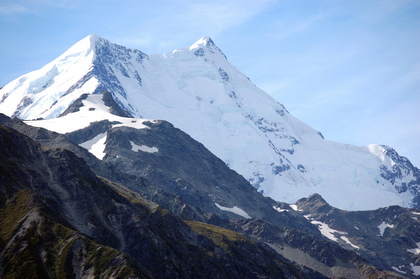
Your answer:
[0,34,418,210]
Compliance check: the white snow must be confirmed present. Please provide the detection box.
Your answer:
[215,203,251,219]
[189,37,211,50]
[391,266,406,274]
[273,206,288,212]
[340,236,360,249]
[377,221,394,237]
[289,204,302,211]
[307,218,359,249]
[0,34,98,120]
[407,242,420,255]
[411,263,420,276]
[79,132,107,160]
[311,220,345,241]
[130,141,158,153]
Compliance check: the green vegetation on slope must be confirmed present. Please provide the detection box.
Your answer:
[184,220,251,253]
[0,190,149,279]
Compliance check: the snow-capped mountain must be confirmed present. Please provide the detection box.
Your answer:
[1,34,418,210]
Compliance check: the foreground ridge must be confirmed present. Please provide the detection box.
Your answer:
[1,114,416,278]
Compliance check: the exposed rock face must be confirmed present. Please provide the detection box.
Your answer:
[378,145,420,208]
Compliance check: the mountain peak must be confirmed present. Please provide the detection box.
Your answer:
[190,36,215,48]
[296,193,332,214]
[189,36,227,60]
[65,34,113,57]
[88,33,102,43]
[65,34,103,55]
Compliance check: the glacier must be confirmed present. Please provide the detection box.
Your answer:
[1,34,419,211]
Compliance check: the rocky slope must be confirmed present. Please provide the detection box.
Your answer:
[0,124,320,279]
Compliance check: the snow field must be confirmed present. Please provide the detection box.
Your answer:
[304,215,359,249]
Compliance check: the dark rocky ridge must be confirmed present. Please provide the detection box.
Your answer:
[0,125,319,278]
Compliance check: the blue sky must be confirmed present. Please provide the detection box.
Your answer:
[1,0,419,166]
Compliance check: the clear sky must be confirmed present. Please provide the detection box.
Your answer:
[1,0,419,166]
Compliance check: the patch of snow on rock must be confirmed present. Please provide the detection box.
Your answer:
[272,206,288,213]
[407,242,420,255]
[311,220,346,242]
[215,203,251,219]
[79,132,107,160]
[391,266,406,274]
[130,141,158,153]
[411,263,420,276]
[340,236,360,249]
[289,204,302,211]
[377,221,394,237]
[309,220,359,249]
